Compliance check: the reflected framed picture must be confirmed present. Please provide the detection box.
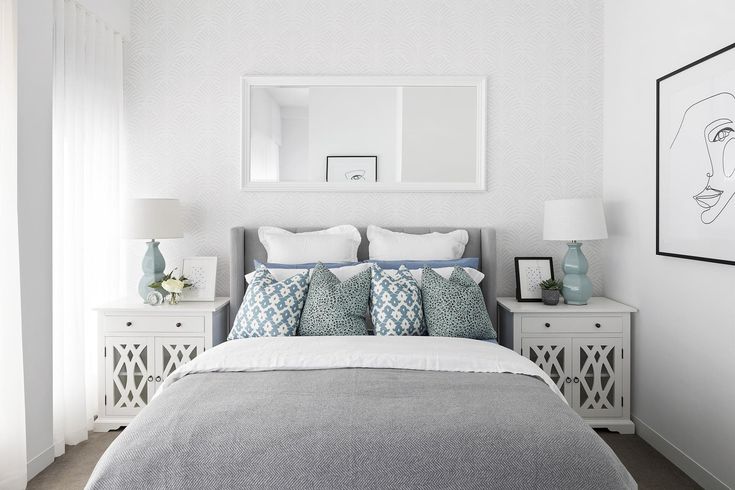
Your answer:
[514,257,554,302]
[657,41,735,265]
[326,155,377,183]
[180,257,218,302]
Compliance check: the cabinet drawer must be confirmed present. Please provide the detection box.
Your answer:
[521,315,622,333]
[104,315,205,333]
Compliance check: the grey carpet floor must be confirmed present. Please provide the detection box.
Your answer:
[28,429,701,489]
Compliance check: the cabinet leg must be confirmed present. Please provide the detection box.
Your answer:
[93,422,126,432]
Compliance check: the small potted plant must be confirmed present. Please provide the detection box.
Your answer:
[149,268,192,305]
[539,278,563,306]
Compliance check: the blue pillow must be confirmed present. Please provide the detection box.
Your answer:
[254,260,359,269]
[370,265,425,336]
[366,257,479,270]
[228,268,310,339]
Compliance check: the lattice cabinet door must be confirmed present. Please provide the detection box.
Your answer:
[521,337,574,404]
[572,338,623,418]
[154,337,205,384]
[105,337,154,416]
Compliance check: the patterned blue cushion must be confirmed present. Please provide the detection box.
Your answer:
[299,264,371,336]
[421,266,496,340]
[228,267,310,339]
[370,265,425,336]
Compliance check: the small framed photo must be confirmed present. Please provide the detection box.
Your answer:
[514,257,554,302]
[180,257,218,302]
[326,155,377,182]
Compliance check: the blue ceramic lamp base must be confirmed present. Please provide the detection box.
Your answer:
[138,239,166,300]
[561,242,592,305]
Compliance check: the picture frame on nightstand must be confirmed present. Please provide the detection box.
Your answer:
[180,256,217,302]
[514,257,554,302]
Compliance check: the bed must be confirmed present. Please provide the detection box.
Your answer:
[86,227,636,489]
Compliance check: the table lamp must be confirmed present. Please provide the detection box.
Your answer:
[543,198,608,305]
[123,198,183,300]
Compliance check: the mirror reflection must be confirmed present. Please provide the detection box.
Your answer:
[248,84,480,185]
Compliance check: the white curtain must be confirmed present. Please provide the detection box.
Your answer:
[52,0,123,455]
[0,0,28,487]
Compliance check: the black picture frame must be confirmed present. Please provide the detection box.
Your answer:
[325,155,378,183]
[514,257,554,302]
[656,41,735,266]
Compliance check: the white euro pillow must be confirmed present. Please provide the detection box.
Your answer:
[258,225,361,264]
[245,263,371,285]
[367,225,469,260]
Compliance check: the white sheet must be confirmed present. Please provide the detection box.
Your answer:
[158,336,564,401]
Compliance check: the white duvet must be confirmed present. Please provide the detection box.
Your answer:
[158,336,564,401]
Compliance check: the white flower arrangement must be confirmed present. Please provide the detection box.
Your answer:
[149,268,192,305]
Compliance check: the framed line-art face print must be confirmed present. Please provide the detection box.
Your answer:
[514,257,554,302]
[658,42,735,265]
[326,156,378,183]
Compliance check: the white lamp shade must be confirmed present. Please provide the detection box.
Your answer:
[543,198,608,241]
[122,198,183,239]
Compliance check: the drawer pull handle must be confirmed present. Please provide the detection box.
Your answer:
[155,376,162,382]
[147,375,153,382]
[573,377,580,384]
[544,322,551,328]
[175,322,182,328]
[565,377,571,384]
[595,323,601,328]
[126,321,133,327]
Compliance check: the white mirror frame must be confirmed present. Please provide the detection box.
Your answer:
[241,76,487,192]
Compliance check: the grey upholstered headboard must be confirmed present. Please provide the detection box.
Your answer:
[229,227,498,330]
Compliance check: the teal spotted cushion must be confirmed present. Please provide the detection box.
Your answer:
[421,267,496,340]
[370,265,425,336]
[228,267,309,339]
[299,264,370,336]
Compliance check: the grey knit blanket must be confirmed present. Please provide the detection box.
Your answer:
[87,368,635,489]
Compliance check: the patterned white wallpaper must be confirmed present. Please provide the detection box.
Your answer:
[123,0,604,298]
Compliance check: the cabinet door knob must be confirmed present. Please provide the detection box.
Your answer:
[544,322,551,328]
[595,322,601,328]
[175,322,182,328]
[573,377,580,384]
[147,375,153,382]
[126,321,132,327]
[155,376,162,382]
[565,377,572,383]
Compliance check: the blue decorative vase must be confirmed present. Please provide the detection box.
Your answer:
[561,242,592,305]
[138,240,166,300]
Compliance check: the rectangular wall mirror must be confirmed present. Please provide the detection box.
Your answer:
[241,76,486,192]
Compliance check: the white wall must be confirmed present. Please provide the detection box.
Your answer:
[124,0,605,298]
[603,2,735,488]
[17,0,54,479]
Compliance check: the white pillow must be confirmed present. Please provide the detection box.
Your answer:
[245,263,371,285]
[367,225,469,260]
[380,267,484,286]
[258,225,361,263]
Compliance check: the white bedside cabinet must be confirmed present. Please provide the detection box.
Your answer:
[93,297,230,431]
[497,297,636,434]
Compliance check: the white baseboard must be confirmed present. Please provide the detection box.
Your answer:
[0,472,27,489]
[26,444,55,481]
[633,415,731,490]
